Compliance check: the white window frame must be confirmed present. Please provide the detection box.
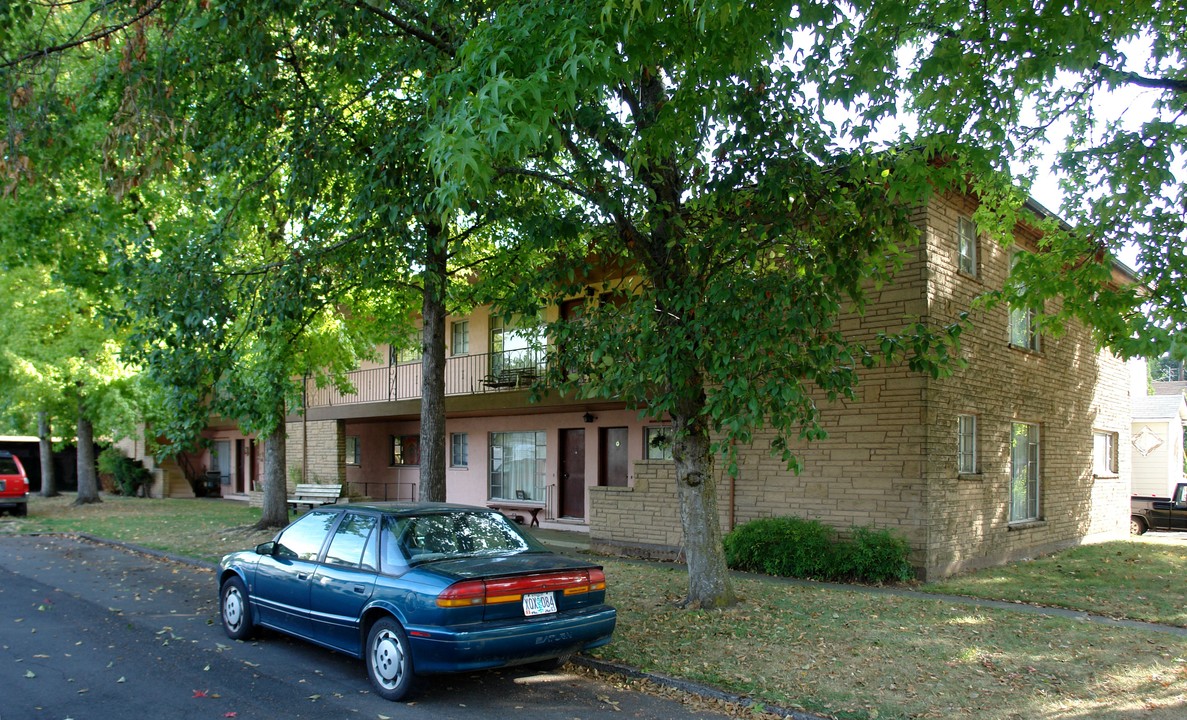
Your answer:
[1010,422,1040,523]
[957,216,978,276]
[1008,252,1041,352]
[451,320,470,356]
[1093,430,1117,476]
[488,431,546,502]
[645,426,674,461]
[450,432,469,468]
[957,415,977,474]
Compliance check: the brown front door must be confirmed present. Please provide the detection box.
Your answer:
[599,427,629,487]
[559,429,586,518]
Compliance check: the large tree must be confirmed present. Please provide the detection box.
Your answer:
[426,1,967,608]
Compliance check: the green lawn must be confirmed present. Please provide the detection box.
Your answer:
[4,494,1187,720]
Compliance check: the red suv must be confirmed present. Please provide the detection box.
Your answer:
[0,451,29,517]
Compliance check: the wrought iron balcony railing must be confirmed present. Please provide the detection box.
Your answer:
[303,347,547,409]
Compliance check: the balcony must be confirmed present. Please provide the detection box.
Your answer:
[303,348,547,409]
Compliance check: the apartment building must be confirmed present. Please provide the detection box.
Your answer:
[271,190,1138,579]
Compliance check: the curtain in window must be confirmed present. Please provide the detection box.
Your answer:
[489,431,546,501]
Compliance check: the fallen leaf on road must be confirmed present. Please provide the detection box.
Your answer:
[193,689,210,698]
[25,670,35,678]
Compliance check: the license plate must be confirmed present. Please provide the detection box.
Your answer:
[522,591,557,616]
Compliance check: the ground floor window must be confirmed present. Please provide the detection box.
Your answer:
[1093,430,1117,476]
[451,432,469,468]
[645,426,673,460]
[489,431,546,502]
[390,435,420,466]
[957,415,977,474]
[1010,422,1040,522]
[346,435,361,465]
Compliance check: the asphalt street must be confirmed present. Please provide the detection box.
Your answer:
[0,534,731,720]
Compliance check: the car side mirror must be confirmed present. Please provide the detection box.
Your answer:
[255,541,275,556]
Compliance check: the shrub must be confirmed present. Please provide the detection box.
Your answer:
[96,447,153,497]
[841,526,915,583]
[724,516,913,584]
[723,516,840,580]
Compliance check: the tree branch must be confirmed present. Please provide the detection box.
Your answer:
[351,0,455,57]
[0,0,166,71]
[1094,62,1187,94]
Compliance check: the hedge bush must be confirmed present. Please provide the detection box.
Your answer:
[723,516,913,584]
[97,448,153,497]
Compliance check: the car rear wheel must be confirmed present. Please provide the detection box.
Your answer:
[366,617,415,701]
[1131,516,1149,536]
[14,503,26,517]
[531,653,573,672]
[220,576,255,640]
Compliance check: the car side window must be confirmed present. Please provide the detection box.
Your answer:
[324,513,379,570]
[379,516,412,574]
[274,510,338,561]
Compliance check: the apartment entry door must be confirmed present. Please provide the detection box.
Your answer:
[559,429,586,519]
[599,427,629,487]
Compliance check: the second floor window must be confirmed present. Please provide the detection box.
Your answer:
[1008,252,1041,352]
[391,330,424,364]
[451,321,470,356]
[957,216,978,277]
[391,435,420,466]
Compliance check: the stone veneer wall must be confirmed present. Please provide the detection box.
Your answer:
[589,193,1133,580]
[284,419,346,491]
[919,193,1131,576]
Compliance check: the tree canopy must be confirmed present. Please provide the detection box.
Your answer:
[2,0,1181,605]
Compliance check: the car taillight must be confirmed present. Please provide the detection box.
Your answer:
[436,569,607,608]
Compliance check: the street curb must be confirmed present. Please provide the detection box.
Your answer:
[573,655,831,720]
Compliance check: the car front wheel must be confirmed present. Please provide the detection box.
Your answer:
[366,617,415,701]
[220,576,255,640]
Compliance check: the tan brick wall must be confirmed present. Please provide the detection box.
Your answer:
[285,419,346,491]
[589,192,1133,580]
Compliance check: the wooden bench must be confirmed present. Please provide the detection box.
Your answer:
[488,501,545,527]
[287,483,343,513]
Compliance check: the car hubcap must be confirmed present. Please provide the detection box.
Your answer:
[223,587,243,630]
[373,630,404,686]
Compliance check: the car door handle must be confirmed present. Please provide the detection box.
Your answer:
[298,573,309,581]
[353,586,366,594]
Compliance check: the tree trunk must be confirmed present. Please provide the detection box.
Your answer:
[74,410,100,505]
[671,387,736,609]
[38,410,58,498]
[418,227,448,503]
[256,418,289,529]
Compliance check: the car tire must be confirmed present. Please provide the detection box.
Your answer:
[366,617,415,701]
[531,653,573,672]
[220,576,255,640]
[1131,516,1149,536]
[14,503,26,517]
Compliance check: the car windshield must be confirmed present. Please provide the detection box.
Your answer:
[387,511,547,565]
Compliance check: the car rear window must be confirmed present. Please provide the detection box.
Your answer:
[0,457,19,474]
[388,511,546,564]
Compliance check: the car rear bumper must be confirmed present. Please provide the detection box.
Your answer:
[406,605,617,674]
[0,495,27,508]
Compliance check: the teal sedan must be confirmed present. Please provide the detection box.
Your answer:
[217,503,616,701]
